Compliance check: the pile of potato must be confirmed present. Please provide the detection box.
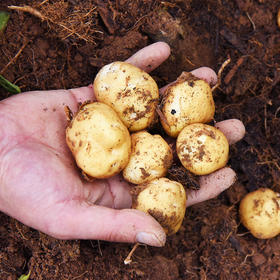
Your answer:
[65,61,230,236]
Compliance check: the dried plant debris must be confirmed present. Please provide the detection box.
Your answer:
[9,1,103,44]
[167,163,200,190]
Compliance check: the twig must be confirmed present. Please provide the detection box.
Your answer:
[211,56,231,92]
[126,14,150,32]
[224,56,245,84]
[83,6,97,18]
[15,221,29,240]
[246,12,256,31]
[124,243,140,265]
[160,2,177,8]
[37,0,49,7]
[8,5,44,20]
[89,240,103,256]
[236,231,250,237]
[264,104,268,137]
[56,21,89,41]
[72,271,89,280]
[241,250,254,265]
[185,57,196,67]
[0,40,29,75]
[97,240,103,256]
[257,160,280,171]
[275,106,280,118]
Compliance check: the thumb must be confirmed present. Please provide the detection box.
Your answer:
[54,204,166,247]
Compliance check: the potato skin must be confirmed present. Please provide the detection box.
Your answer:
[239,188,280,239]
[93,61,159,132]
[133,178,187,235]
[176,123,229,175]
[160,72,215,137]
[123,131,173,184]
[66,102,131,179]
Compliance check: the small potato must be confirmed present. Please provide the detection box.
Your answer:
[93,61,159,132]
[123,131,173,184]
[176,123,229,175]
[66,102,131,179]
[160,72,215,137]
[133,178,187,235]
[239,188,280,239]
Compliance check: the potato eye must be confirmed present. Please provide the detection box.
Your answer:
[171,109,176,115]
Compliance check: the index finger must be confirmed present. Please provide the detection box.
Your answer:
[125,42,171,72]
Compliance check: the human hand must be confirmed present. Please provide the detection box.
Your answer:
[0,42,245,247]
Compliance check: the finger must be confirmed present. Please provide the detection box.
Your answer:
[52,205,166,247]
[82,175,132,209]
[165,118,245,153]
[186,167,236,207]
[68,84,96,104]
[125,41,171,72]
[160,66,218,94]
[106,175,132,209]
[185,120,245,207]
[191,67,218,86]
[215,119,246,145]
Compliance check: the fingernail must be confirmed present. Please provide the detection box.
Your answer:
[136,232,166,247]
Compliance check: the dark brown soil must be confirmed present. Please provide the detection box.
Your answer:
[0,0,280,279]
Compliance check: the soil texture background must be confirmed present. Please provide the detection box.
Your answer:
[0,0,280,279]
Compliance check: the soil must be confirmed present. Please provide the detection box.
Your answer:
[0,0,280,279]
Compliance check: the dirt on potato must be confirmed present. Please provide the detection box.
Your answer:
[0,0,280,279]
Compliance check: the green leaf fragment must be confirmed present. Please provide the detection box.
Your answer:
[0,11,10,32]
[18,271,31,280]
[0,75,21,94]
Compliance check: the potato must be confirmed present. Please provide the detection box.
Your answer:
[239,188,280,239]
[123,131,173,184]
[160,72,215,137]
[66,102,131,179]
[176,123,229,175]
[93,61,159,132]
[133,178,187,235]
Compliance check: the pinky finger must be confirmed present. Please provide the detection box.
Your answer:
[186,167,236,207]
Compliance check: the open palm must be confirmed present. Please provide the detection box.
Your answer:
[0,42,245,246]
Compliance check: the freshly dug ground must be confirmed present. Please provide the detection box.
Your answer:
[0,0,280,279]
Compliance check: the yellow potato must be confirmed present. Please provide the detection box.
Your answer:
[160,72,215,137]
[239,188,280,239]
[123,131,173,184]
[176,123,229,175]
[66,102,131,179]
[93,61,159,132]
[133,178,187,235]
